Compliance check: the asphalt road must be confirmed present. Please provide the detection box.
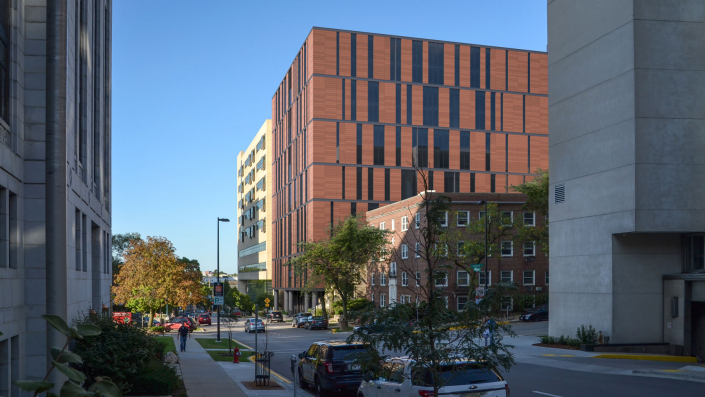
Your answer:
[198,318,704,397]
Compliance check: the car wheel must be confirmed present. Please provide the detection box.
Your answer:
[298,370,308,389]
[315,376,327,397]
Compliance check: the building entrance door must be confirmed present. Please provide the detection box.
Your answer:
[691,302,705,362]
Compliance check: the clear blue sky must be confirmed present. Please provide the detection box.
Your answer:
[112,0,547,275]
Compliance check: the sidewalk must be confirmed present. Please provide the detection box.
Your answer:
[177,334,298,397]
[633,365,705,384]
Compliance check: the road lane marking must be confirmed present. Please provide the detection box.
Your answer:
[533,392,563,397]
[248,355,292,384]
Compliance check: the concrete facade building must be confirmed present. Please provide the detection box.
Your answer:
[236,120,273,300]
[270,27,548,314]
[548,0,704,358]
[0,0,113,391]
[365,192,548,310]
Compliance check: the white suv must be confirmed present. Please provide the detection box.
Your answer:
[357,358,509,397]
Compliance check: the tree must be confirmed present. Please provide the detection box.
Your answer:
[290,215,390,329]
[351,167,516,397]
[113,236,204,326]
[511,168,549,254]
[112,232,141,276]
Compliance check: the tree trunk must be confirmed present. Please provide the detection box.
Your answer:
[149,309,155,329]
[321,293,328,320]
[341,296,349,330]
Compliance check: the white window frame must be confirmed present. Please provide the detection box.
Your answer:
[478,271,492,286]
[371,273,375,286]
[501,297,513,311]
[415,242,421,258]
[401,295,411,304]
[371,293,375,302]
[380,294,386,307]
[401,272,408,286]
[457,211,469,227]
[500,270,513,283]
[523,241,536,257]
[415,213,421,228]
[443,296,449,308]
[391,219,395,230]
[524,211,535,227]
[401,216,408,231]
[415,271,421,287]
[457,241,465,257]
[440,211,448,227]
[457,270,469,286]
[380,222,386,230]
[523,270,535,286]
[381,272,387,286]
[457,296,469,311]
[545,271,549,285]
[435,271,448,287]
[501,241,513,257]
[401,244,408,259]
[501,211,513,226]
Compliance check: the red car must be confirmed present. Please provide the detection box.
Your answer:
[164,317,196,332]
[197,313,211,325]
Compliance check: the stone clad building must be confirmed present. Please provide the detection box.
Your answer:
[269,27,548,313]
[0,0,112,391]
[365,192,548,310]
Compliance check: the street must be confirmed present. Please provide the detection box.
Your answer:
[195,318,705,397]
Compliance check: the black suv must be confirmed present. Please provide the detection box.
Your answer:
[292,341,366,396]
[267,311,284,323]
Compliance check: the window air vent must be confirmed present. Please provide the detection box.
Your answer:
[555,184,565,204]
[525,256,535,262]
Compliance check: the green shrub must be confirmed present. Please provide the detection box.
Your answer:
[149,326,165,333]
[558,335,566,345]
[539,335,556,344]
[566,337,581,348]
[576,325,598,344]
[73,312,162,394]
[128,359,179,396]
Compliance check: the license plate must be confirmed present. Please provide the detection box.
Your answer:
[348,364,360,370]
[461,393,488,397]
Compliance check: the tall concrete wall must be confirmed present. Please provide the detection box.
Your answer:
[548,0,705,342]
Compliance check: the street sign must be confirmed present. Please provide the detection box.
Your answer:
[470,264,483,272]
[265,303,269,307]
[264,298,271,304]
[214,283,224,297]
[214,296,224,306]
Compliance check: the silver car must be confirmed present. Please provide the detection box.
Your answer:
[244,318,265,333]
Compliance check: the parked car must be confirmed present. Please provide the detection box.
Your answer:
[244,318,266,333]
[231,308,242,317]
[164,317,195,332]
[519,304,548,322]
[197,313,212,325]
[293,341,366,395]
[357,358,509,397]
[353,320,385,335]
[304,316,329,330]
[267,311,284,323]
[292,313,309,328]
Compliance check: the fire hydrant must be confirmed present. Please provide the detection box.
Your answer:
[233,347,241,364]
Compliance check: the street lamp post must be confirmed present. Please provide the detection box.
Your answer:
[217,217,230,342]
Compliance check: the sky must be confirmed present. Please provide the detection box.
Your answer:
[112,0,547,275]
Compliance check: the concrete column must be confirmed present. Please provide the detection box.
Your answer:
[304,292,310,312]
[312,292,318,312]
[287,291,293,313]
[284,291,289,314]
[274,290,280,311]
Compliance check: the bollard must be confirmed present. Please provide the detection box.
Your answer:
[233,347,241,363]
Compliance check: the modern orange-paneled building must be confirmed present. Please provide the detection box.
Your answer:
[270,28,547,313]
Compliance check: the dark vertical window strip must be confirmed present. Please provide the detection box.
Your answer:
[523,95,526,133]
[356,124,362,164]
[342,79,346,120]
[351,202,357,215]
[505,50,508,91]
[336,122,340,163]
[527,53,531,93]
[396,84,401,124]
[351,33,357,77]
[528,136,531,173]
[455,172,460,193]
[450,89,459,128]
[500,93,504,131]
[342,166,346,199]
[460,131,470,170]
[470,47,480,88]
[423,86,439,127]
[373,125,385,165]
[454,45,460,87]
[490,92,496,131]
[485,133,491,171]
[336,32,339,76]
[368,81,379,122]
[395,39,401,81]
[407,84,412,125]
[385,169,390,201]
[330,202,334,230]
[475,91,485,130]
[412,40,423,83]
[357,167,362,199]
[368,35,374,78]
[351,80,357,120]
[368,168,374,200]
[486,48,491,89]
[433,129,449,169]
[491,174,496,193]
[428,42,444,85]
[429,171,434,191]
[396,127,401,167]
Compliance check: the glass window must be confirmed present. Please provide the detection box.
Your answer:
[401,244,408,259]
[457,271,469,286]
[434,129,449,169]
[391,219,395,230]
[351,33,357,77]
[412,128,428,168]
[356,167,362,200]
[401,170,417,200]
[501,241,513,257]
[470,47,480,88]
[457,296,469,311]
[457,211,469,227]
[388,363,405,383]
[415,213,421,228]
[371,273,375,286]
[368,35,374,78]
[523,241,535,256]
[501,211,513,226]
[401,272,408,286]
[368,82,379,122]
[401,216,408,231]
[475,91,485,130]
[396,126,402,166]
[545,271,549,285]
[523,271,535,286]
[381,273,387,286]
[450,89,459,128]
[357,124,363,164]
[428,42,444,85]
[500,271,512,283]
[423,87,439,127]
[380,294,386,307]
[440,211,448,227]
[416,271,421,287]
[379,222,385,230]
[415,242,421,258]
[457,241,465,257]
[524,212,535,226]
[412,40,423,83]
[478,271,491,286]
[435,272,448,287]
[374,125,385,165]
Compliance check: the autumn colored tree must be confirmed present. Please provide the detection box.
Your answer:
[113,236,203,325]
[511,168,549,254]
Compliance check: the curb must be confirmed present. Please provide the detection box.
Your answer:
[593,354,697,363]
[633,370,705,384]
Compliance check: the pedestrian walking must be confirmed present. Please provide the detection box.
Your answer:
[483,316,495,347]
[178,321,190,352]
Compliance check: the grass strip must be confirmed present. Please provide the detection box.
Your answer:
[195,338,249,350]
[154,336,177,354]
[206,349,254,362]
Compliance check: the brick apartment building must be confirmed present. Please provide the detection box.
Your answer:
[269,27,548,313]
[365,192,548,311]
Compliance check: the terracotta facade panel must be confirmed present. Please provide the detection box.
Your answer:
[529,53,548,95]
[490,133,506,173]
[449,130,460,170]
[380,82,396,124]
[374,168,385,201]
[412,85,423,126]
[422,41,428,84]
[358,81,368,122]
[385,125,396,166]
[491,49,506,91]
[444,43,455,86]
[470,131,485,171]
[312,29,337,76]
[356,33,368,79]
[400,39,413,82]
[507,134,529,174]
[459,89,475,129]
[503,93,523,133]
[339,32,351,77]
[475,173,491,193]
[400,127,413,167]
[362,124,374,165]
[479,47,486,89]
[507,51,528,92]
[374,35,390,81]
[530,135,549,172]
[439,87,450,128]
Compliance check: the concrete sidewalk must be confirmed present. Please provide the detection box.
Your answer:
[176,334,247,396]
